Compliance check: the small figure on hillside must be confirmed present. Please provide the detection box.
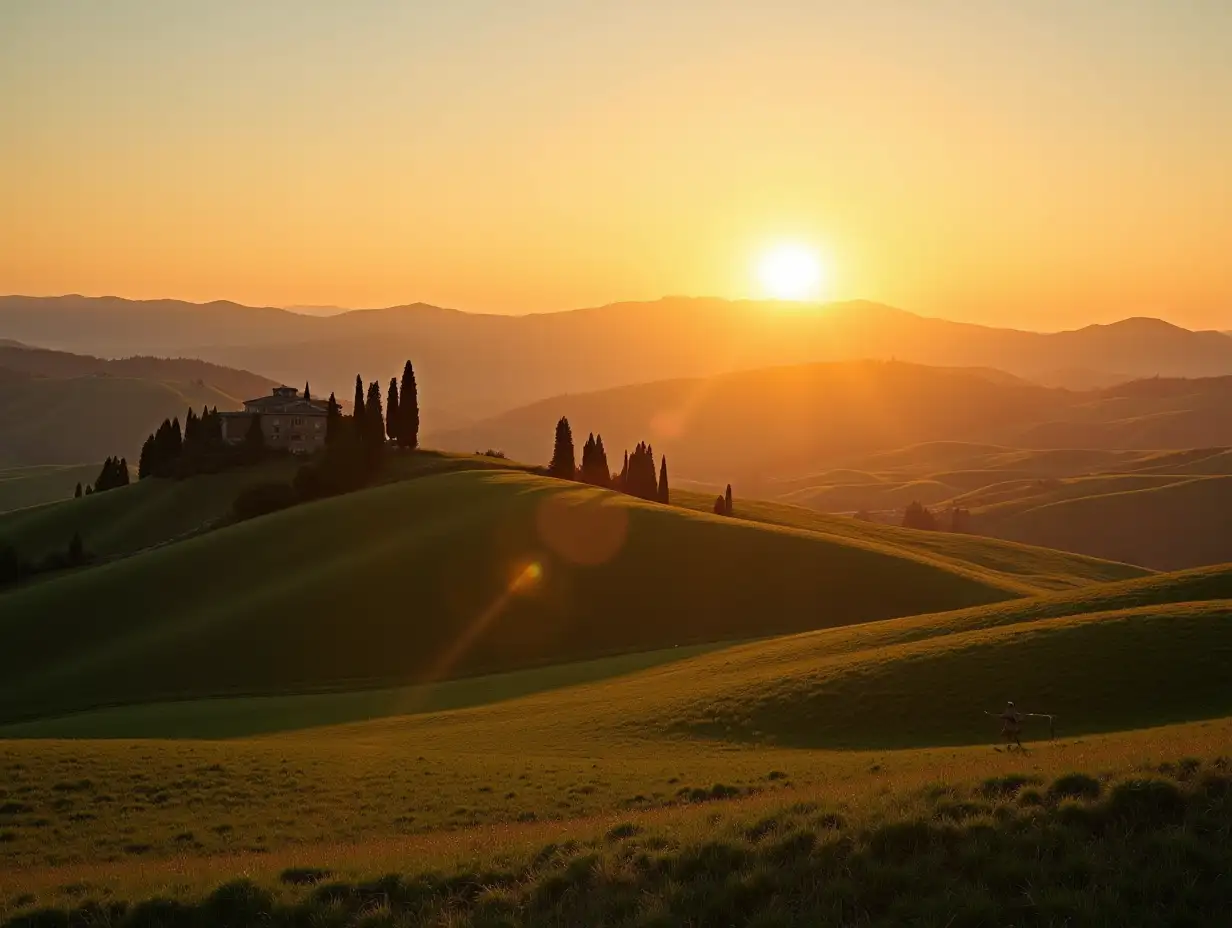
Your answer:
[988,701,1024,751]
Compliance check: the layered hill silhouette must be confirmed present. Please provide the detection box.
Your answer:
[6,295,1232,426]
[431,360,1232,484]
[0,343,276,466]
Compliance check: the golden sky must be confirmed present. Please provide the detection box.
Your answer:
[2,1,1230,330]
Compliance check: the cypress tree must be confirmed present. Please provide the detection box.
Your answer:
[365,380,385,444]
[579,433,597,484]
[74,482,83,499]
[304,382,311,403]
[353,375,365,426]
[138,433,154,479]
[398,361,419,449]
[85,485,93,495]
[119,458,130,486]
[658,455,669,504]
[618,450,628,491]
[594,434,610,487]
[725,484,733,516]
[387,378,400,445]
[549,417,576,479]
[714,495,726,514]
[170,417,183,457]
[325,392,342,446]
[184,408,199,450]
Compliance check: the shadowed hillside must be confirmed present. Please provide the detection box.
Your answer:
[0,464,101,513]
[0,469,1042,724]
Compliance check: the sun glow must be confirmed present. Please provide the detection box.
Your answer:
[757,244,826,301]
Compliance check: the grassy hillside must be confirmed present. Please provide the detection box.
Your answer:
[673,489,1147,593]
[0,450,519,564]
[6,564,1219,741]
[0,375,244,466]
[0,470,1034,725]
[0,464,100,513]
[0,459,299,561]
[980,475,1232,570]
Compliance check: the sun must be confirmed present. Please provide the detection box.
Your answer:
[756,244,826,301]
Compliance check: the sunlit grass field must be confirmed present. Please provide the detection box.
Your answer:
[2,718,1229,925]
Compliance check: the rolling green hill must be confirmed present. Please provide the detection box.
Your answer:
[0,469,1045,724]
[0,464,101,513]
[673,489,1147,593]
[977,475,1232,570]
[0,459,300,561]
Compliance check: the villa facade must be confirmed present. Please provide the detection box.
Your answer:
[219,385,329,453]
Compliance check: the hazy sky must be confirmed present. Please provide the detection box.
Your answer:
[2,1,1230,329]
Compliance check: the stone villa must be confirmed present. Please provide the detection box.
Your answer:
[219,385,329,453]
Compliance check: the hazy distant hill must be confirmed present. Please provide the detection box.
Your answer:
[431,362,1232,484]
[0,344,276,466]
[6,295,1232,426]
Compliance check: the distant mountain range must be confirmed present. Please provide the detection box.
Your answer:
[0,343,276,466]
[3,295,1232,429]
[431,360,1232,485]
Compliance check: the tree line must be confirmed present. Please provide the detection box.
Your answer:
[545,415,735,515]
[74,456,131,498]
[137,405,246,479]
[549,417,670,503]
[902,501,972,533]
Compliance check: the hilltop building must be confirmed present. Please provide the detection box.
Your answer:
[219,385,328,453]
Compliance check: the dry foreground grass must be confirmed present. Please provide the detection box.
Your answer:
[1,719,1230,926]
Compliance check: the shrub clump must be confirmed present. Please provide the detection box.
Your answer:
[1048,773,1102,801]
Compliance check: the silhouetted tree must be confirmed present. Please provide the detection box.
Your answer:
[365,380,385,445]
[74,482,82,499]
[714,495,726,514]
[398,360,419,449]
[902,501,938,531]
[725,484,733,516]
[92,456,130,492]
[303,382,311,403]
[85,486,93,495]
[325,392,342,446]
[618,450,628,491]
[353,375,366,428]
[549,417,576,479]
[579,432,611,486]
[138,433,154,479]
[658,455,669,504]
[386,377,400,445]
[623,442,658,500]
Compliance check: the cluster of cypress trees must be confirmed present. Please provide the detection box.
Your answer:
[712,484,734,516]
[901,501,971,533]
[548,417,670,504]
[92,456,130,493]
[138,406,228,479]
[618,442,667,502]
[341,361,419,453]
